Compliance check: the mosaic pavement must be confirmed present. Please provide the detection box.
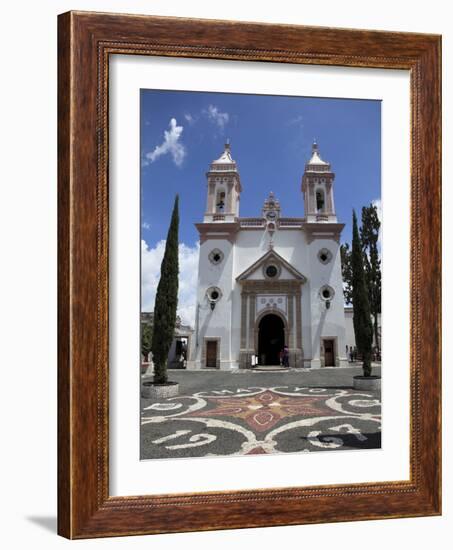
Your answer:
[141,385,381,459]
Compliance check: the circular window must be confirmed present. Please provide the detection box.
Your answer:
[208,248,224,265]
[266,211,277,220]
[319,285,335,301]
[265,265,278,278]
[206,286,222,302]
[317,248,333,265]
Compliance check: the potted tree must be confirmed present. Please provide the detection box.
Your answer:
[351,210,381,391]
[141,195,180,399]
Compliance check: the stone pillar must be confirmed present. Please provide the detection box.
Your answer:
[207,182,215,213]
[227,182,234,213]
[330,183,336,215]
[326,182,333,213]
[296,292,302,350]
[309,182,315,213]
[240,292,247,349]
[288,294,294,348]
[248,294,256,351]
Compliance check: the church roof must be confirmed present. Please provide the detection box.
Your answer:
[212,142,235,164]
[208,141,239,176]
[236,249,307,282]
[306,141,331,170]
[305,141,330,172]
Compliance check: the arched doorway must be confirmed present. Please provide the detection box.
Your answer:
[258,314,285,365]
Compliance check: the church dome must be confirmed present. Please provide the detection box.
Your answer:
[305,141,331,172]
[210,142,238,171]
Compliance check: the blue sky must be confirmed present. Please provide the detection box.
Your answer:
[140,89,381,322]
[141,89,381,247]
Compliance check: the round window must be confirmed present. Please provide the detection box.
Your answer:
[317,248,333,265]
[266,265,278,278]
[319,285,335,302]
[206,286,222,303]
[208,248,224,265]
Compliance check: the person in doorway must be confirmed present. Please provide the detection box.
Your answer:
[282,345,290,368]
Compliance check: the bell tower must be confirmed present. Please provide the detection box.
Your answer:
[204,142,242,223]
[301,141,337,223]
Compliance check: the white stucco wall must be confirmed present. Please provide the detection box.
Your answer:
[194,238,236,369]
[193,224,347,369]
[306,237,347,367]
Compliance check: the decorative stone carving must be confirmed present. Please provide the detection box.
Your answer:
[256,294,287,316]
[317,248,333,264]
[319,284,335,301]
[206,286,222,309]
[263,262,281,280]
[208,248,224,265]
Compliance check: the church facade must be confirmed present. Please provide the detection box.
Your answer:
[190,141,348,370]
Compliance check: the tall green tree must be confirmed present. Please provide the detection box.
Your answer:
[351,210,374,377]
[151,195,179,384]
[360,204,382,351]
[340,242,353,305]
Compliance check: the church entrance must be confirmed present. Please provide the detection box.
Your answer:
[258,314,285,366]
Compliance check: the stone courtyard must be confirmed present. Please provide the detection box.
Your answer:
[141,365,381,460]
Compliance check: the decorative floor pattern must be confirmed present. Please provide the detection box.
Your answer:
[141,386,381,459]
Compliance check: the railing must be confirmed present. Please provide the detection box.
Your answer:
[212,214,226,221]
[304,164,330,172]
[209,164,237,171]
[316,214,329,222]
[278,218,304,227]
[240,218,265,227]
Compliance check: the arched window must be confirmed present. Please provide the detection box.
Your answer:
[215,189,226,213]
[316,189,325,212]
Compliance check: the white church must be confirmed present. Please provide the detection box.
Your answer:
[189,141,348,370]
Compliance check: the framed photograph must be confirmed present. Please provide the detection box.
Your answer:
[58,11,441,538]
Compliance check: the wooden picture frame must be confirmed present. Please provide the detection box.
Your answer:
[58,11,441,538]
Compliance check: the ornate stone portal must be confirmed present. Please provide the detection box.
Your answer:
[237,250,306,368]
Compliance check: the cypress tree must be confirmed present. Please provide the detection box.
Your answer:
[351,209,373,377]
[360,204,382,352]
[151,195,179,384]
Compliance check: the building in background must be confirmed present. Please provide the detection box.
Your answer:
[344,305,381,359]
[141,313,194,369]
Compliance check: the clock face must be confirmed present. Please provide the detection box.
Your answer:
[266,210,277,220]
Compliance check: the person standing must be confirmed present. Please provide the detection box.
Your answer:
[282,345,290,368]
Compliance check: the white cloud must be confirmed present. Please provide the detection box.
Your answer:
[142,221,151,230]
[141,239,199,327]
[372,198,382,244]
[288,114,304,127]
[204,104,229,130]
[372,198,382,222]
[184,113,196,125]
[144,118,186,167]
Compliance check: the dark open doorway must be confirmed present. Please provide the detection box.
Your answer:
[258,314,285,365]
[323,339,335,366]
